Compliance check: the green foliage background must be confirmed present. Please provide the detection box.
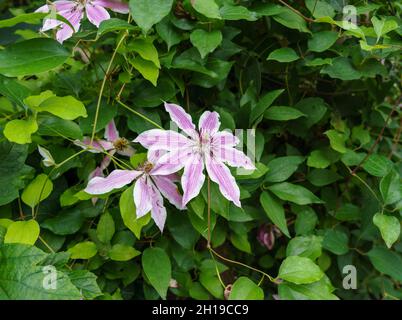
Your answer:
[0,0,401,300]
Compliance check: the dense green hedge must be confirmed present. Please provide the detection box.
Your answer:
[0,0,401,300]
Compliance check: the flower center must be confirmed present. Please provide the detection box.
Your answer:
[193,130,211,156]
[113,138,129,151]
[143,161,154,173]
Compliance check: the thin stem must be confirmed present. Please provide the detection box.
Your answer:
[90,32,128,144]
[277,0,314,22]
[347,166,382,205]
[207,176,211,247]
[351,100,399,175]
[116,100,163,129]
[209,247,277,283]
[209,250,226,288]
[38,235,55,253]
[205,175,276,284]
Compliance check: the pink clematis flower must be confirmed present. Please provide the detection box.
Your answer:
[75,119,134,179]
[134,103,255,207]
[85,150,185,232]
[36,0,129,43]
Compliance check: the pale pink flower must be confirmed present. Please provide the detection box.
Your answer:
[134,103,255,207]
[74,119,134,180]
[36,0,129,43]
[85,150,185,232]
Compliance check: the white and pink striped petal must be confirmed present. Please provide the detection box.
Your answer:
[104,119,119,141]
[152,175,184,210]
[213,146,255,170]
[198,111,220,135]
[164,103,196,137]
[205,156,241,207]
[134,176,153,218]
[134,129,192,150]
[85,169,141,194]
[181,153,205,206]
[93,0,130,14]
[85,3,110,27]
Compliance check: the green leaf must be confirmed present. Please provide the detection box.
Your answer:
[321,57,361,80]
[142,247,171,299]
[293,97,328,128]
[286,235,323,260]
[0,244,81,299]
[192,0,221,19]
[155,18,182,50]
[129,0,174,33]
[4,220,40,245]
[21,174,53,208]
[352,125,370,146]
[265,156,304,183]
[334,203,360,221]
[380,171,401,205]
[108,244,141,261]
[0,38,69,77]
[325,130,347,153]
[264,106,305,120]
[130,56,159,86]
[278,256,324,284]
[34,96,87,120]
[272,7,310,33]
[41,208,86,235]
[37,114,83,140]
[67,270,102,299]
[308,31,338,52]
[371,17,399,42]
[0,142,31,206]
[0,12,47,28]
[249,89,284,124]
[260,191,290,237]
[0,12,74,30]
[367,247,402,282]
[267,48,299,63]
[190,29,223,58]
[119,185,151,239]
[278,276,338,300]
[307,169,341,187]
[4,118,38,144]
[220,4,258,21]
[68,241,97,260]
[96,211,115,244]
[199,260,227,299]
[294,206,318,235]
[0,75,31,107]
[268,182,323,205]
[362,154,393,177]
[322,229,349,255]
[229,277,264,300]
[307,147,339,169]
[128,38,160,68]
[305,0,335,18]
[373,213,400,248]
[97,18,136,37]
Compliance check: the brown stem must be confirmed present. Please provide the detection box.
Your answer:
[277,0,314,22]
[351,100,400,176]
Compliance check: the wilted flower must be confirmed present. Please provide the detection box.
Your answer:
[134,103,255,207]
[36,0,129,43]
[257,224,282,250]
[75,119,134,179]
[85,150,185,232]
[38,145,56,167]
